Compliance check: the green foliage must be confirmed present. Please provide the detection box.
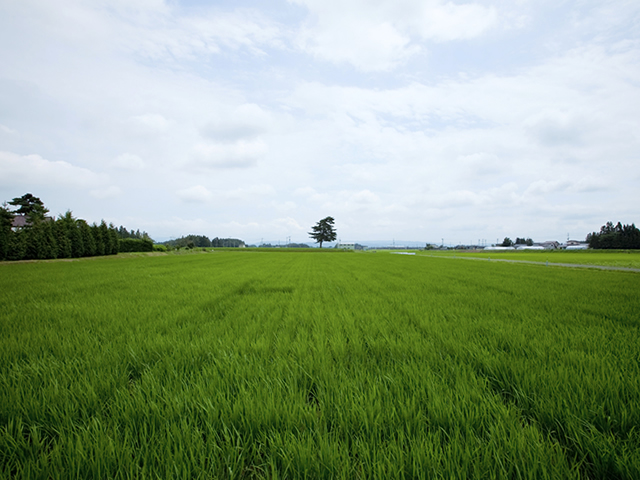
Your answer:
[5,228,26,261]
[118,238,154,252]
[78,220,96,257]
[426,249,640,269]
[115,226,153,242]
[91,223,105,256]
[211,237,245,248]
[8,193,49,221]
[25,218,57,260]
[54,214,73,259]
[1,252,638,478]
[0,204,13,261]
[500,237,513,247]
[107,223,119,255]
[309,216,337,248]
[515,237,534,246]
[1,195,150,261]
[152,244,167,252]
[162,235,246,249]
[587,221,640,249]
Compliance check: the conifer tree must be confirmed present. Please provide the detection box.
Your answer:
[308,216,337,248]
[7,229,27,261]
[79,220,96,257]
[0,204,13,261]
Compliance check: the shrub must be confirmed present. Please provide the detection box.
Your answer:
[118,238,153,253]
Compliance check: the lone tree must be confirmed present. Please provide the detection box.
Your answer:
[9,193,49,221]
[309,216,337,248]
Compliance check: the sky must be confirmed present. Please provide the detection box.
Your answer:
[1,0,639,246]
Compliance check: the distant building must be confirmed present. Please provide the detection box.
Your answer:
[537,241,560,250]
[11,215,29,229]
[336,242,355,250]
[10,215,53,231]
[564,240,589,250]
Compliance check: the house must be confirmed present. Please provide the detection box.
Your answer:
[11,215,29,229]
[336,242,355,250]
[10,215,53,231]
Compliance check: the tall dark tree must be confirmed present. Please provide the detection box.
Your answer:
[107,223,119,255]
[0,204,13,261]
[55,211,79,259]
[79,220,96,257]
[9,193,49,221]
[587,222,640,249]
[309,216,337,248]
[25,217,57,260]
[54,219,72,259]
[92,223,105,256]
[7,229,27,261]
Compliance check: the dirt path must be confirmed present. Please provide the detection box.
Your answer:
[418,254,640,273]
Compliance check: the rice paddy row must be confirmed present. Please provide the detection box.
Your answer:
[420,249,640,269]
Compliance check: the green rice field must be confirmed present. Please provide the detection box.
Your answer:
[1,250,639,479]
[421,249,640,269]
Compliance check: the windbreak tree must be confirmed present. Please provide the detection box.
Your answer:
[118,238,153,252]
[587,222,640,249]
[309,216,337,248]
[25,218,57,260]
[0,204,13,261]
[1,193,149,261]
[79,220,96,257]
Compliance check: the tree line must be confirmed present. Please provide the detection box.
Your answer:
[587,222,640,249]
[0,194,153,261]
[161,235,246,249]
[500,237,534,247]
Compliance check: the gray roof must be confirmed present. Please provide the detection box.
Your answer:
[11,215,53,228]
[11,215,28,228]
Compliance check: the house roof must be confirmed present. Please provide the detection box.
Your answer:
[11,215,53,228]
[11,215,28,228]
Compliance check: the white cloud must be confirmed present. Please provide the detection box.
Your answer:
[0,0,638,243]
[126,114,171,135]
[175,184,276,205]
[201,104,271,142]
[115,5,284,61]
[0,151,108,189]
[0,124,18,136]
[188,140,267,169]
[291,0,498,71]
[523,110,589,146]
[223,184,276,200]
[90,186,123,199]
[524,179,571,197]
[176,185,214,203]
[112,153,146,170]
